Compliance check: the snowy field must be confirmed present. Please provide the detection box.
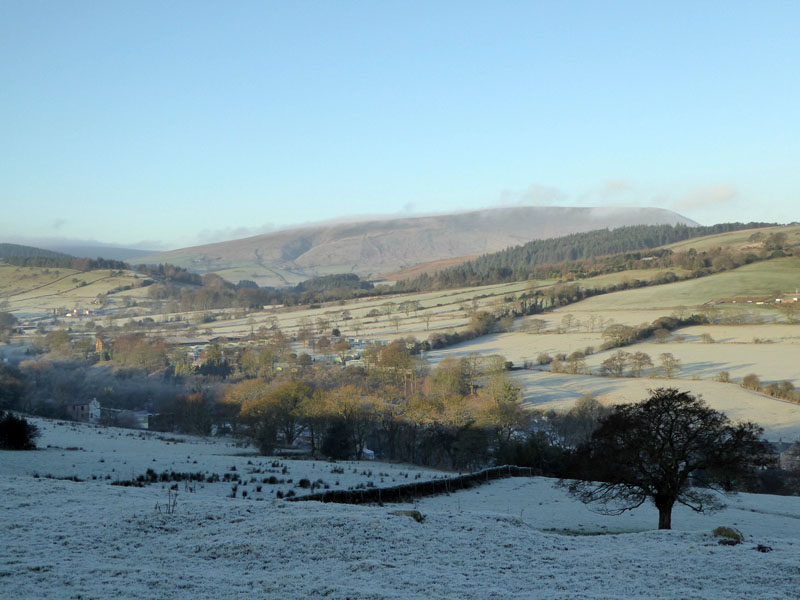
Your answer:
[513,372,800,442]
[424,319,800,443]
[3,419,800,599]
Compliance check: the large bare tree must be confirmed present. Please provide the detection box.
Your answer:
[568,388,767,529]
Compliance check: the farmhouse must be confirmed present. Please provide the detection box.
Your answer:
[68,398,101,423]
[779,442,800,471]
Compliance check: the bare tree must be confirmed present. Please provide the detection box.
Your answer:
[527,318,547,334]
[390,314,402,333]
[628,351,653,377]
[779,301,799,324]
[601,350,629,377]
[658,353,681,377]
[568,388,767,529]
[564,351,587,375]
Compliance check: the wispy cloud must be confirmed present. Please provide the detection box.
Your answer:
[52,218,67,230]
[672,184,739,211]
[601,179,633,195]
[194,223,278,245]
[498,180,639,208]
[128,239,171,251]
[578,179,640,206]
[497,183,568,206]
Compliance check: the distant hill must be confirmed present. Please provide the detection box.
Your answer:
[0,243,72,260]
[136,206,698,287]
[43,246,155,262]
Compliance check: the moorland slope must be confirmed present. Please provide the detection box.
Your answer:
[137,206,696,286]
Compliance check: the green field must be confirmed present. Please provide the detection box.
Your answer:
[572,257,800,310]
[0,264,147,315]
[0,265,81,297]
[571,268,689,290]
[664,224,800,253]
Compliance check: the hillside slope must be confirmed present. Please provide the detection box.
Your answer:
[0,243,71,260]
[3,418,799,600]
[137,206,697,286]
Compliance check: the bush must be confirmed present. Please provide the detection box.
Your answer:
[0,411,40,450]
[715,371,731,383]
[741,373,762,391]
[712,526,743,544]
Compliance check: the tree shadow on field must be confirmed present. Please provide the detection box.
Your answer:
[678,360,757,378]
[518,373,627,406]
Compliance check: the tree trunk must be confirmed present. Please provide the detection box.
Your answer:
[655,494,674,529]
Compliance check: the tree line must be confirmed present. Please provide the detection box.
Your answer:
[0,243,71,260]
[3,255,130,271]
[395,222,785,290]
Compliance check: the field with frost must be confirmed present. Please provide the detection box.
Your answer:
[3,418,800,599]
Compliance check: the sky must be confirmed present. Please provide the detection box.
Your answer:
[1,1,799,251]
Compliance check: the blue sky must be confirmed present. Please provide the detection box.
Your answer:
[1,1,798,250]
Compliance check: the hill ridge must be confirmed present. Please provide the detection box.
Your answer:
[137,206,697,287]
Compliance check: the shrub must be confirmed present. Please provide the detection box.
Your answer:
[715,371,731,383]
[742,374,762,391]
[0,411,40,450]
[712,526,743,544]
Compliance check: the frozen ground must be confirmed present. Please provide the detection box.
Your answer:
[3,419,800,599]
[513,372,800,442]
[424,320,800,442]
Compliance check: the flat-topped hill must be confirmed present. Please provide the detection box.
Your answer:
[137,206,696,286]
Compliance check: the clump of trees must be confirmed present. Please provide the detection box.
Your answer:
[221,345,533,470]
[739,373,800,404]
[600,314,707,351]
[492,394,610,476]
[143,266,391,312]
[4,255,129,271]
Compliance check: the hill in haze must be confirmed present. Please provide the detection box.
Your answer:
[0,243,71,260]
[137,206,698,287]
[43,245,155,262]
